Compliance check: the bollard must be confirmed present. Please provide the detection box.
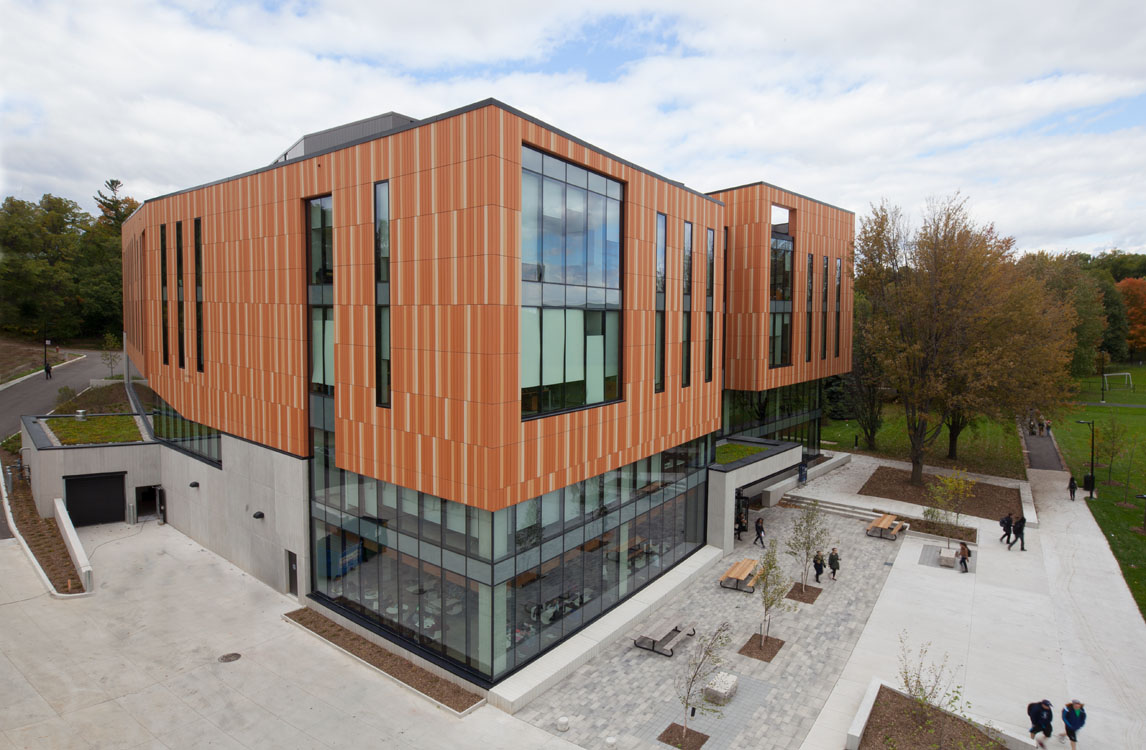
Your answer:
[556,716,569,732]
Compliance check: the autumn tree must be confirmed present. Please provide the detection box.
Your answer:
[842,294,885,450]
[1117,277,1146,359]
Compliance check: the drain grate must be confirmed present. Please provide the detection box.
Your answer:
[218,653,241,663]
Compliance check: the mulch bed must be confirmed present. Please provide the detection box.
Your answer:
[897,516,977,543]
[0,449,86,593]
[786,583,822,604]
[1116,501,1138,509]
[859,466,1021,521]
[285,607,482,713]
[738,633,784,662]
[658,723,709,749]
[858,685,1004,749]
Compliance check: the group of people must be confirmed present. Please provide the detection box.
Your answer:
[812,548,840,583]
[1027,698,1086,749]
[998,512,1028,551]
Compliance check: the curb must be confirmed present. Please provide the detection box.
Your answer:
[0,353,88,393]
[280,614,486,718]
[0,467,94,599]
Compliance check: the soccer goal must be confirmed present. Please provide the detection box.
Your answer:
[1104,372,1133,391]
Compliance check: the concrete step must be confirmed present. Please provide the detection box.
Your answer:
[783,495,882,523]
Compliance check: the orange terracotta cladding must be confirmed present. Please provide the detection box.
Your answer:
[122,100,848,512]
[709,183,854,392]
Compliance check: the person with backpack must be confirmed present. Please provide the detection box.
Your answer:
[1027,699,1053,747]
[1059,699,1086,749]
[999,512,1013,543]
[957,542,971,573]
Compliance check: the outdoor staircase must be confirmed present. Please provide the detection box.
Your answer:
[782,494,887,523]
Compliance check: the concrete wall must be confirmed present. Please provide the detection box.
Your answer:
[160,435,309,599]
[22,419,161,519]
[706,444,803,554]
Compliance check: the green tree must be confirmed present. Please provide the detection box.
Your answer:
[1020,252,1107,377]
[93,179,140,230]
[841,294,885,450]
[675,621,731,747]
[1091,269,1129,361]
[1097,413,1128,483]
[100,332,123,376]
[756,540,796,642]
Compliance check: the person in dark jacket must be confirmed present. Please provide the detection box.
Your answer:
[813,551,825,583]
[1059,699,1085,749]
[1027,699,1053,747]
[999,512,1013,543]
[1008,514,1027,551]
[735,513,747,542]
[753,517,765,547]
[1068,476,1077,502]
[828,548,840,580]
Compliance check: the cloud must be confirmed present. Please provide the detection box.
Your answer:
[2,0,1145,253]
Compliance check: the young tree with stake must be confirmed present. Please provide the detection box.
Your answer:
[785,501,832,592]
[674,621,731,747]
[757,540,796,642]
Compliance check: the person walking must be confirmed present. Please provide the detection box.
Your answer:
[1068,476,1077,502]
[1059,699,1085,749]
[1008,514,1027,551]
[1027,699,1053,747]
[44,361,52,380]
[957,542,971,573]
[999,512,1014,544]
[828,548,840,580]
[813,551,825,583]
[735,513,747,542]
[753,517,765,547]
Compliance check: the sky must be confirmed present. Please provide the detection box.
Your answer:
[2,0,1145,253]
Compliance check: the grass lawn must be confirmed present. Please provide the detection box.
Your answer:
[1055,405,1146,620]
[716,443,766,464]
[1076,361,1146,405]
[46,415,142,445]
[821,411,1025,479]
[55,384,134,414]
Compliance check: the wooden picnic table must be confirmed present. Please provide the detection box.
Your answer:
[719,558,758,592]
[866,513,905,540]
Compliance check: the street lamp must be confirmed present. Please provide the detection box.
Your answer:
[1077,420,1095,499]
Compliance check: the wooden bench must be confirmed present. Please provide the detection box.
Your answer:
[634,619,695,657]
[866,514,904,540]
[719,558,758,592]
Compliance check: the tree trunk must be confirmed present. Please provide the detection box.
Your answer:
[947,421,963,460]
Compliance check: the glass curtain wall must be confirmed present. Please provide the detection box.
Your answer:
[309,436,710,684]
[521,146,622,417]
[144,391,221,465]
[721,381,822,457]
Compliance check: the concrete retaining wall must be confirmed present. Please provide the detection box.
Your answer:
[52,497,93,592]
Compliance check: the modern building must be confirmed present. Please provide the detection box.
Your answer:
[119,99,853,687]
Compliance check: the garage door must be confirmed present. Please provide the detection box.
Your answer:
[64,472,126,527]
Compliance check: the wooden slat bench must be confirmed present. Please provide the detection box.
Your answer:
[866,514,905,540]
[719,558,758,592]
[634,619,695,657]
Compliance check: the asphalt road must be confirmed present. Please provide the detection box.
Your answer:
[0,349,109,538]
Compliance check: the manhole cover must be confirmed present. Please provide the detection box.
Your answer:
[218,653,241,663]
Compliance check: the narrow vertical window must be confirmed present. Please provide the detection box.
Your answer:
[654,213,666,393]
[307,196,334,395]
[374,182,391,407]
[835,257,842,357]
[160,225,168,366]
[682,222,692,388]
[705,228,714,382]
[195,218,204,372]
[805,253,814,363]
[768,208,792,368]
[821,256,829,360]
[176,221,185,369]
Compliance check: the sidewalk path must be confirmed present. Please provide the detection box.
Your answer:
[1023,430,1063,470]
[796,454,1146,749]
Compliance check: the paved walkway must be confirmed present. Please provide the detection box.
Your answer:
[794,455,1146,749]
[0,523,578,750]
[517,507,898,750]
[1023,430,1063,471]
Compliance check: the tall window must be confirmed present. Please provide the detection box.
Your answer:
[195,218,204,372]
[160,224,168,366]
[705,228,714,382]
[681,222,692,388]
[374,182,391,407]
[521,146,622,417]
[821,256,829,360]
[655,213,666,393]
[835,257,842,357]
[308,196,334,395]
[769,207,792,368]
[805,253,814,363]
[176,221,185,369]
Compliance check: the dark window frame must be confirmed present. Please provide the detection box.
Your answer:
[195,218,204,373]
[176,221,185,369]
[160,225,169,366]
[375,181,392,407]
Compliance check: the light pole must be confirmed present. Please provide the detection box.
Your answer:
[1078,420,1095,499]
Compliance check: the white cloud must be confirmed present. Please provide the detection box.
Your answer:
[2,0,1145,253]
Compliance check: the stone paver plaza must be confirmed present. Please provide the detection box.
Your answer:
[2,451,1144,748]
[517,508,898,749]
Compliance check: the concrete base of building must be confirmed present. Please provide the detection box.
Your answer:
[488,544,724,714]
